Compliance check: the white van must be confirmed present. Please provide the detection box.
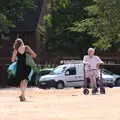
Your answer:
[38,62,85,89]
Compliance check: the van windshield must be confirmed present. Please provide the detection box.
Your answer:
[52,66,66,75]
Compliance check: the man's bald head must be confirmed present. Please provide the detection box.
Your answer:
[88,48,95,56]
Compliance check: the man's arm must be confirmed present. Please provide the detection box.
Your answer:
[83,56,89,65]
[96,56,104,68]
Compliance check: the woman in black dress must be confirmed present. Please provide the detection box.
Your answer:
[11,38,37,101]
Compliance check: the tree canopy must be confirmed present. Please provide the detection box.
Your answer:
[44,0,120,56]
[44,0,94,56]
[0,0,37,38]
[72,0,120,51]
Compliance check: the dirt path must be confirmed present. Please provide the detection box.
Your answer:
[0,88,120,120]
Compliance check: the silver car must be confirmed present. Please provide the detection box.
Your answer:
[102,69,120,87]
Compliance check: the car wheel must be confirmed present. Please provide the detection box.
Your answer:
[37,83,47,89]
[115,79,120,87]
[56,81,64,89]
[109,85,113,88]
[37,82,41,88]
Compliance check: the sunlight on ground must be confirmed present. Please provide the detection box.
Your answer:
[0,88,120,120]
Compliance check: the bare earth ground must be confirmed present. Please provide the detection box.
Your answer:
[0,88,120,120]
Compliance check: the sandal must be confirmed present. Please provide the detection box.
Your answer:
[19,96,26,102]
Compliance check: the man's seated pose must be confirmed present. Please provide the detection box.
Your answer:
[83,48,105,94]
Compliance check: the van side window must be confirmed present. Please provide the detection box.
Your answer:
[66,67,76,75]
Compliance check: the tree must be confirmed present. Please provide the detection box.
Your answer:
[44,0,94,57]
[72,0,120,51]
[0,0,37,39]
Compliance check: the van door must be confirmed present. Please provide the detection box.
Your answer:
[65,67,80,87]
[76,64,85,87]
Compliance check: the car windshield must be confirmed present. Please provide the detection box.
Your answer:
[52,66,66,75]
[103,69,114,75]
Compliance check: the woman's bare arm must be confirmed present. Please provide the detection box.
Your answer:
[11,49,17,62]
[26,45,37,58]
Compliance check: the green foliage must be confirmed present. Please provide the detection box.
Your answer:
[44,14,52,29]
[44,0,94,56]
[72,0,120,51]
[0,0,37,39]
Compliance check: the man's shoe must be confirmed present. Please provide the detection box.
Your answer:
[92,88,98,95]
[100,88,105,94]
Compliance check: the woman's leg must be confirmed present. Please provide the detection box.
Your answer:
[23,79,28,96]
[20,79,28,101]
[20,80,24,96]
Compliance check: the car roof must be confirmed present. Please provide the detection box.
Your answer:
[56,64,83,68]
[41,68,54,71]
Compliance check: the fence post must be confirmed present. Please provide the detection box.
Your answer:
[0,64,8,88]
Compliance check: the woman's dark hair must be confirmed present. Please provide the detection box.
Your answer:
[13,38,24,50]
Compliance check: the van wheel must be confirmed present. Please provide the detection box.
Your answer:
[56,81,64,89]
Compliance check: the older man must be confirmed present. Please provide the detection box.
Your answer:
[83,48,105,94]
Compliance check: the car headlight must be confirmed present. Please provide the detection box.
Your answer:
[112,77,117,82]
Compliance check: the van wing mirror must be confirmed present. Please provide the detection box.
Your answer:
[65,71,69,75]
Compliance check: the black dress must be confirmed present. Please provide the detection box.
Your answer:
[15,52,31,85]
